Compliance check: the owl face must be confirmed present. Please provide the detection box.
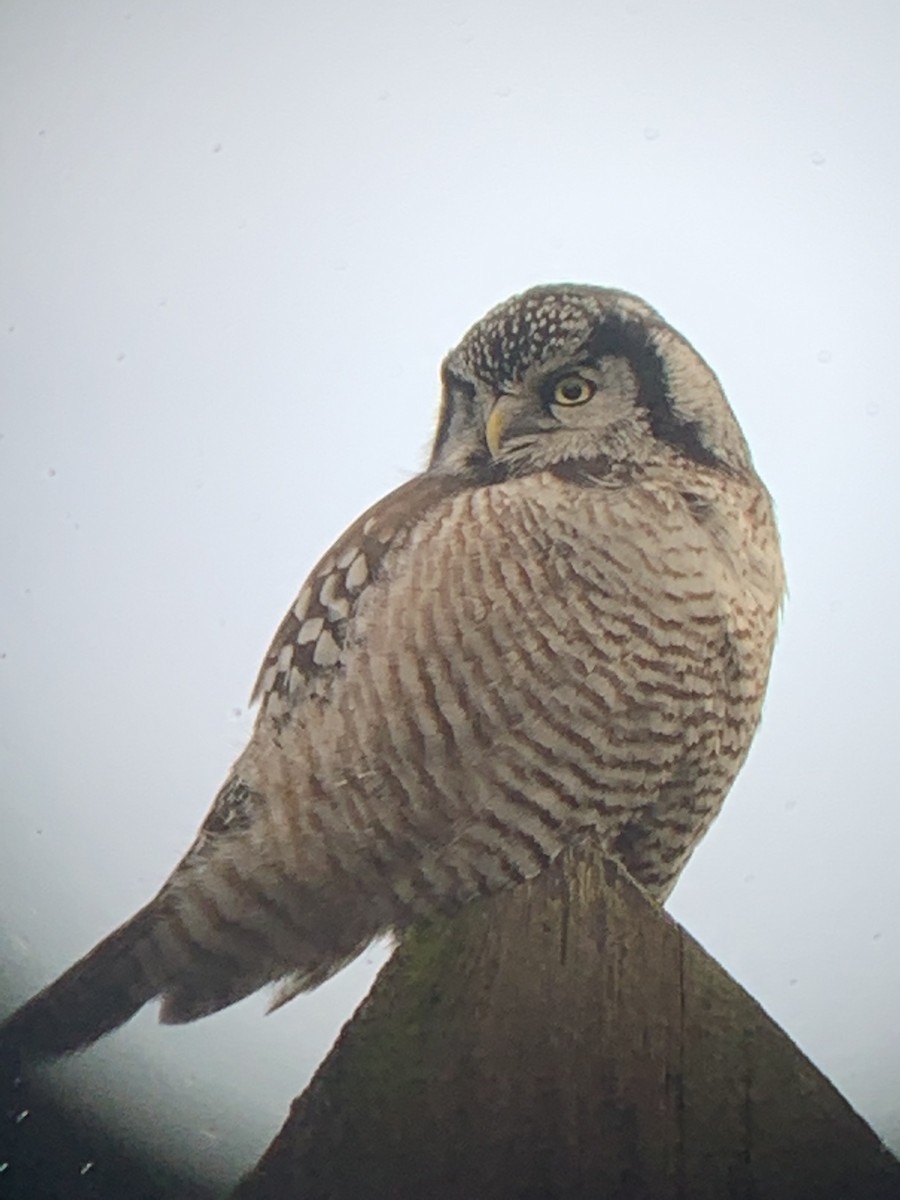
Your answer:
[430,284,753,481]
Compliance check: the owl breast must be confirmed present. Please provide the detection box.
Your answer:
[254,468,781,913]
[0,283,787,1059]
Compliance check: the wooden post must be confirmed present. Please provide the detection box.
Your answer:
[233,845,900,1200]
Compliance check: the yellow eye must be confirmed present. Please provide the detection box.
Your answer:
[552,375,595,406]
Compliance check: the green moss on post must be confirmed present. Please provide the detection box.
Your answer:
[234,847,900,1200]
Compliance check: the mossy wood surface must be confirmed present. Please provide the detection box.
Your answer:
[234,846,900,1200]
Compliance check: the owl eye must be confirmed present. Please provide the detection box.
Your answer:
[551,375,596,407]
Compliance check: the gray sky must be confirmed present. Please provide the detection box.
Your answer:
[1,0,898,1189]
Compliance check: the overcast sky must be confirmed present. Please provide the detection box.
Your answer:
[2,0,898,1191]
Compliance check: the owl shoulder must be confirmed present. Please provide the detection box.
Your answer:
[250,472,471,717]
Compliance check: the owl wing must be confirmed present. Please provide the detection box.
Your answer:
[249,471,468,715]
[0,471,471,1063]
[194,467,472,850]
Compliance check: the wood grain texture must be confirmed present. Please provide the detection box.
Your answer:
[233,844,900,1200]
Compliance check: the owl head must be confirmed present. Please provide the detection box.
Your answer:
[430,284,753,481]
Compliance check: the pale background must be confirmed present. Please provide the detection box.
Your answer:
[1,0,898,1191]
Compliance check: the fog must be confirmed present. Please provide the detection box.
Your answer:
[2,0,898,1189]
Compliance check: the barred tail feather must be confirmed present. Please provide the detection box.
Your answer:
[0,841,381,1065]
[0,903,162,1065]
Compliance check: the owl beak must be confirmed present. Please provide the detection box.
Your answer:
[485,394,522,459]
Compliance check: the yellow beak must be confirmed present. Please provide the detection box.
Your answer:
[485,394,520,459]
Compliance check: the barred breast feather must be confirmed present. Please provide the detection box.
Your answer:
[0,283,784,1062]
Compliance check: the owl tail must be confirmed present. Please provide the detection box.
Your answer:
[0,885,301,1070]
[0,902,166,1067]
[1,833,379,1067]
[0,869,352,1069]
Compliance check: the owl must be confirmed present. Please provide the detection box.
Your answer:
[1,284,784,1062]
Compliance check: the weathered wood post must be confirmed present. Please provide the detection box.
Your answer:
[233,844,900,1200]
